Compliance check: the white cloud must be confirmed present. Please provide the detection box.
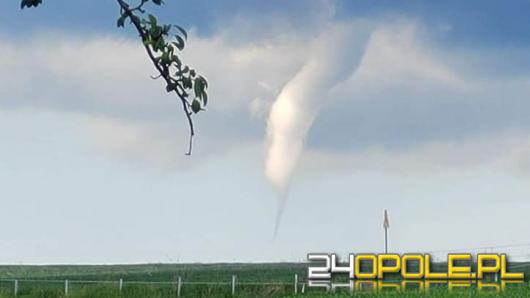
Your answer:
[302,130,530,176]
[0,30,309,166]
[0,29,308,116]
[1,17,530,179]
[352,22,464,88]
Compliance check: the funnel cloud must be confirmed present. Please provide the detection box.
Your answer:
[265,24,370,235]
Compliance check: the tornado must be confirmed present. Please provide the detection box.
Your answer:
[265,23,370,237]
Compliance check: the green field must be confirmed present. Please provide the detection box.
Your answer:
[0,263,529,297]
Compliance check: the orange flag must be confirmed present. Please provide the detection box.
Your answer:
[383,209,390,229]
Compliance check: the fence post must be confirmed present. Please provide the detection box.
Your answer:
[64,280,69,296]
[119,278,123,293]
[294,274,298,294]
[14,280,18,296]
[231,275,236,296]
[177,276,182,297]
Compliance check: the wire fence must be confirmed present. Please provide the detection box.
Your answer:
[0,275,304,296]
[2,272,530,296]
[2,274,530,297]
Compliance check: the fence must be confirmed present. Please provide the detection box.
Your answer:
[4,273,530,297]
[1,274,303,297]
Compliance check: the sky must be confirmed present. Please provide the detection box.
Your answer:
[1,0,530,264]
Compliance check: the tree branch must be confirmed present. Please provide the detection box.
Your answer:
[116,0,195,155]
[131,0,148,13]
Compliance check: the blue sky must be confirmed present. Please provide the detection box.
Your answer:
[2,0,530,264]
[4,0,530,46]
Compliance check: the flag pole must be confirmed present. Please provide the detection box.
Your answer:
[383,210,389,254]
[385,226,388,254]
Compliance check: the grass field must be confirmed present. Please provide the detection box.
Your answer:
[0,263,529,297]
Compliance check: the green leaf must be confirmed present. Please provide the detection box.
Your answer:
[194,78,203,100]
[117,15,126,28]
[21,0,42,9]
[172,55,181,67]
[182,77,192,89]
[191,100,201,114]
[195,76,208,99]
[173,36,185,51]
[161,50,170,64]
[150,26,162,38]
[166,83,176,93]
[162,25,171,35]
[174,25,188,40]
[202,91,208,106]
[154,38,164,51]
[148,14,157,26]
